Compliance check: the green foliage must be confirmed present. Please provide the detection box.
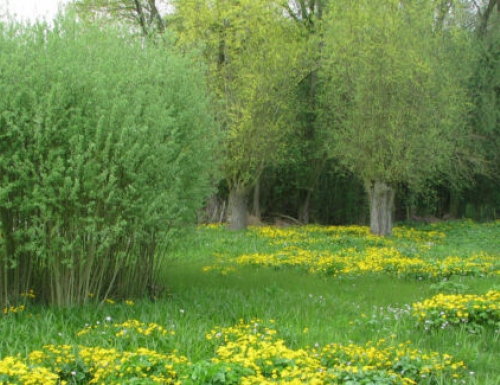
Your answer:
[183,361,253,385]
[316,0,483,235]
[464,6,500,221]
[173,0,304,191]
[0,18,217,306]
[318,0,480,191]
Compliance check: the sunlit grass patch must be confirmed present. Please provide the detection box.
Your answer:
[412,290,500,332]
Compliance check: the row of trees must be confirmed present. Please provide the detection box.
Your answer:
[1,0,500,305]
[72,0,498,233]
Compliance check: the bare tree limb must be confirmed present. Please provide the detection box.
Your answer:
[148,0,165,33]
[478,0,499,37]
[133,0,149,35]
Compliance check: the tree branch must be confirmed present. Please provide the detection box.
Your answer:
[148,0,165,33]
[478,0,499,37]
[133,0,149,36]
[282,2,300,22]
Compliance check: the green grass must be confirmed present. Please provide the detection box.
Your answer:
[1,220,500,384]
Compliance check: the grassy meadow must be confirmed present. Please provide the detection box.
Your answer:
[1,220,500,384]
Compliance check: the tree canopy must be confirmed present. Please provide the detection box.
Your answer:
[317,0,483,235]
[173,0,305,229]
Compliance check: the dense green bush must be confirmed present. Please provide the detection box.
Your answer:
[0,19,218,306]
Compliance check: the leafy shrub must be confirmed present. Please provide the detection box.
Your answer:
[0,18,218,306]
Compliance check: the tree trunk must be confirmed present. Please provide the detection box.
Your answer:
[252,177,261,221]
[477,0,499,38]
[448,189,460,219]
[298,189,311,224]
[365,180,395,236]
[201,193,226,224]
[228,184,249,230]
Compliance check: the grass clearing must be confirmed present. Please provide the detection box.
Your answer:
[1,220,500,384]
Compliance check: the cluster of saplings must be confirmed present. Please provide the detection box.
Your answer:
[1,0,499,306]
[0,19,217,306]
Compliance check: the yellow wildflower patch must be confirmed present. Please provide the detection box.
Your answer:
[203,224,500,279]
[203,319,468,384]
[0,318,469,384]
[412,290,500,331]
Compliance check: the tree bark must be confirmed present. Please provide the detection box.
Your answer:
[147,0,165,33]
[477,0,499,38]
[0,207,15,307]
[133,0,148,36]
[365,180,395,236]
[252,177,261,221]
[298,189,311,224]
[228,184,249,230]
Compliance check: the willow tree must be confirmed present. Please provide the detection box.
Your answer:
[318,0,481,236]
[173,0,304,229]
[0,18,217,306]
